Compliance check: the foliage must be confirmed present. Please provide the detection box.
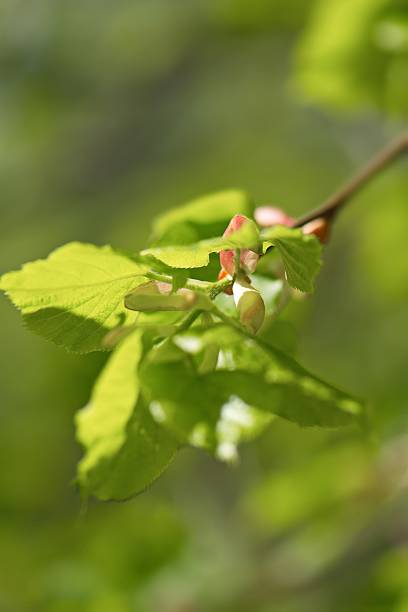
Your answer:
[0,243,148,353]
[1,1,407,611]
[1,191,363,500]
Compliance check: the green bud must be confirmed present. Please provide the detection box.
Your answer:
[233,280,265,334]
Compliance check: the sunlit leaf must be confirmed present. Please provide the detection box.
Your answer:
[143,220,260,269]
[141,359,273,463]
[170,325,364,427]
[262,225,322,292]
[76,331,178,500]
[0,242,149,352]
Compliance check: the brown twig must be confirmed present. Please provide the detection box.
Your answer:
[294,133,408,228]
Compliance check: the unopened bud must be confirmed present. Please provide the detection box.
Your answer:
[233,280,265,334]
[220,214,259,276]
[254,206,295,228]
[302,217,330,243]
[125,280,200,312]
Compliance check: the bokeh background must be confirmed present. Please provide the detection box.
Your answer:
[1,1,408,610]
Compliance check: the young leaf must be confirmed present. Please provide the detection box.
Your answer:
[220,214,260,275]
[171,325,364,428]
[262,226,322,292]
[142,360,273,462]
[140,317,363,467]
[142,219,260,269]
[0,242,149,352]
[151,190,253,243]
[76,331,178,500]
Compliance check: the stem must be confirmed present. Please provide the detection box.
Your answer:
[211,304,247,334]
[211,304,264,352]
[175,309,203,333]
[146,135,407,307]
[294,133,408,228]
[146,270,211,292]
[209,277,233,299]
[211,304,269,350]
[146,270,232,299]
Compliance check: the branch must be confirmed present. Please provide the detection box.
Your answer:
[294,133,408,228]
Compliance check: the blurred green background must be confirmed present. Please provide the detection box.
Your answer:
[1,0,408,610]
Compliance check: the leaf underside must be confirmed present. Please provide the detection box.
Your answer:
[262,226,322,293]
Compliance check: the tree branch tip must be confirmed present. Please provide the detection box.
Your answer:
[295,132,408,228]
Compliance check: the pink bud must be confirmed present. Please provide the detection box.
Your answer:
[254,206,295,228]
[302,217,330,243]
[219,214,259,276]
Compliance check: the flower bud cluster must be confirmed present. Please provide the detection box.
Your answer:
[218,206,330,333]
[219,214,264,333]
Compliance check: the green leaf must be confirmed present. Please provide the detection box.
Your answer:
[76,331,178,500]
[262,226,322,292]
[151,190,253,244]
[141,360,273,463]
[140,320,363,465]
[143,219,260,269]
[167,325,364,428]
[0,242,149,352]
